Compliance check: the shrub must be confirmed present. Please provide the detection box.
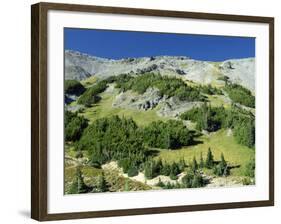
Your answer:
[65,80,85,95]
[77,80,108,106]
[127,166,139,177]
[65,111,88,141]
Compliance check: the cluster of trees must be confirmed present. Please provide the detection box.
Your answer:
[113,73,205,101]
[180,103,226,132]
[77,80,108,107]
[65,79,85,96]
[195,148,229,177]
[76,116,147,171]
[143,120,194,149]
[76,116,196,174]
[180,104,255,148]
[65,111,88,141]
[213,153,230,176]
[225,83,255,108]
[68,167,109,194]
[143,158,186,180]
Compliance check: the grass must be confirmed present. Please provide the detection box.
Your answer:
[155,129,255,176]
[81,76,98,88]
[206,94,231,108]
[79,91,168,127]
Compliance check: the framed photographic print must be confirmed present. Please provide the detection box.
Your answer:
[31,2,274,221]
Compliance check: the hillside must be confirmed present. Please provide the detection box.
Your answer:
[64,50,256,194]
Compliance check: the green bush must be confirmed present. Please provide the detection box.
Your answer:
[65,80,85,95]
[127,166,139,177]
[65,111,88,141]
[77,80,108,106]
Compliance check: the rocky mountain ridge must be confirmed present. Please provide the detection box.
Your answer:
[65,50,255,91]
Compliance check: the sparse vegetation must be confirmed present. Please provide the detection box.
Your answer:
[225,83,255,108]
[113,73,206,101]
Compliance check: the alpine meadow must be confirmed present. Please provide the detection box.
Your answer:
[64,29,255,194]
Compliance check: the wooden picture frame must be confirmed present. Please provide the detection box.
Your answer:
[31,2,274,221]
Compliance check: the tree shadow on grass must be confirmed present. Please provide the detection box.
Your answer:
[146,149,160,157]
[189,139,204,146]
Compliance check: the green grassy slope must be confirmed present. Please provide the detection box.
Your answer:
[155,129,254,176]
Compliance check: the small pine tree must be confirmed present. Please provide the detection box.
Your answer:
[178,158,186,171]
[213,153,229,176]
[160,163,171,176]
[68,167,90,194]
[205,147,214,169]
[144,160,153,179]
[190,156,198,173]
[220,153,227,167]
[97,173,108,192]
[199,152,204,169]
[191,174,203,188]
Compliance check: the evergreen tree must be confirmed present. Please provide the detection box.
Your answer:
[191,174,204,188]
[68,167,90,194]
[160,163,171,176]
[199,152,204,168]
[96,173,108,192]
[214,153,229,176]
[190,156,198,173]
[170,162,180,180]
[205,147,214,169]
[144,160,154,179]
[178,158,186,171]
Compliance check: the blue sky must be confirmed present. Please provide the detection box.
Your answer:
[64,28,255,61]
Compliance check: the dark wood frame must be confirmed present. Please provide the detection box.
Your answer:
[31,2,274,221]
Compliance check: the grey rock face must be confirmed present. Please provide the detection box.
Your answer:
[157,97,203,118]
[112,88,162,111]
[219,58,255,92]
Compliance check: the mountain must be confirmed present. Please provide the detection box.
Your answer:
[65,50,255,91]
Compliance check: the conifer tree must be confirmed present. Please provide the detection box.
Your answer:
[199,152,204,168]
[205,147,214,168]
[68,167,90,194]
[191,156,198,173]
